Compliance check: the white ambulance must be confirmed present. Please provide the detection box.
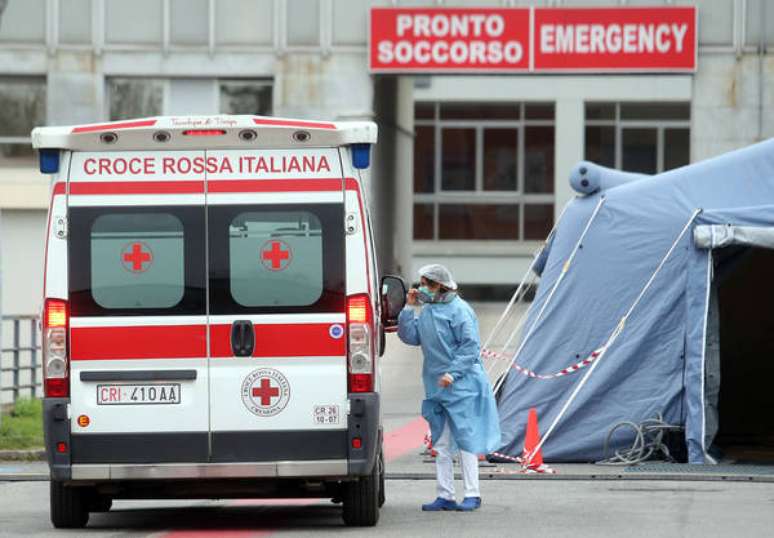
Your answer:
[32,116,408,528]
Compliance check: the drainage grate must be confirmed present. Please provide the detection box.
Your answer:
[625,463,774,475]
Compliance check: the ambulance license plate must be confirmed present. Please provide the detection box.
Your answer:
[97,384,181,405]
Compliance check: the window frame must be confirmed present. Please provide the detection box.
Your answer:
[68,205,207,317]
[208,203,346,315]
[414,102,555,242]
[584,102,691,174]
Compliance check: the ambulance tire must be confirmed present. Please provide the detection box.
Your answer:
[342,461,380,526]
[50,480,90,529]
[378,450,386,508]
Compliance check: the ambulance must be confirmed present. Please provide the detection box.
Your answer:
[32,115,408,529]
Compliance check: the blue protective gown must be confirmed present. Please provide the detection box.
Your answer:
[397,296,502,455]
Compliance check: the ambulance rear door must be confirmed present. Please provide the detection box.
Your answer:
[206,148,348,463]
[67,151,209,464]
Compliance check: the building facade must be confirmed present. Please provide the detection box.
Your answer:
[0,0,772,315]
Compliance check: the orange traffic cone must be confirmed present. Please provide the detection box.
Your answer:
[519,408,555,474]
[521,407,544,470]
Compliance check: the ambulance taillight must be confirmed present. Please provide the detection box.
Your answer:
[347,294,374,393]
[43,299,69,398]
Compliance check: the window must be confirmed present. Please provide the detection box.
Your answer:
[286,0,320,47]
[209,204,344,314]
[170,0,209,46]
[69,207,206,317]
[0,77,46,167]
[215,0,273,46]
[0,0,46,44]
[219,80,273,115]
[59,0,92,45]
[229,211,323,307]
[91,214,185,309]
[105,0,163,45]
[107,78,164,121]
[413,102,555,241]
[584,102,691,174]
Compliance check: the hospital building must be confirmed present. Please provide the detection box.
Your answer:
[0,0,773,316]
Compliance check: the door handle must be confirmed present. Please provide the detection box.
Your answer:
[231,320,255,357]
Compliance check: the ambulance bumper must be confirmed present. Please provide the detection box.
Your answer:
[70,460,349,481]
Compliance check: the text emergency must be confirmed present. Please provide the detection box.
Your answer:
[533,7,696,71]
[370,8,530,71]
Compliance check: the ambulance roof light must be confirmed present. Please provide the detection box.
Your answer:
[352,143,371,169]
[39,149,60,174]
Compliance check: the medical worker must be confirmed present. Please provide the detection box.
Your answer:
[397,264,501,512]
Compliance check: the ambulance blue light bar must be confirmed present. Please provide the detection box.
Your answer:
[39,149,60,174]
[352,144,371,169]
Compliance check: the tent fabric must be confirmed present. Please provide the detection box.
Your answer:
[496,138,774,464]
[569,161,650,195]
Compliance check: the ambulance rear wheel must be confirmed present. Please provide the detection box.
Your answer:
[50,480,89,529]
[342,461,380,526]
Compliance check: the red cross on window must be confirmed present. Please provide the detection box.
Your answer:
[261,240,291,271]
[252,378,280,406]
[122,242,152,272]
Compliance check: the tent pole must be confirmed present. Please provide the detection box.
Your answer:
[492,196,607,396]
[523,208,702,467]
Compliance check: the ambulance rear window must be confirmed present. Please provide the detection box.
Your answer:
[69,207,205,316]
[229,211,323,307]
[209,204,344,314]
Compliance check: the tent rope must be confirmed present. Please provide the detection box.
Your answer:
[522,209,702,469]
[482,198,574,378]
[491,196,607,396]
[596,413,684,465]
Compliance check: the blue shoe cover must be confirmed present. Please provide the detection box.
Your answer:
[421,497,458,511]
[456,497,482,511]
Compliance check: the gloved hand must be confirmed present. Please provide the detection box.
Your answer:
[438,373,454,388]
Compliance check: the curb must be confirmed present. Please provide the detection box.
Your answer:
[0,449,45,462]
[386,472,774,483]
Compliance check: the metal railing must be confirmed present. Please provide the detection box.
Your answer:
[1,316,42,404]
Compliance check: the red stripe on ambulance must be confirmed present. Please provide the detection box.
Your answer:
[251,117,336,130]
[71,119,158,133]
[69,180,205,195]
[209,323,346,358]
[70,325,207,360]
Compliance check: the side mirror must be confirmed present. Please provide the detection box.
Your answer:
[380,275,407,332]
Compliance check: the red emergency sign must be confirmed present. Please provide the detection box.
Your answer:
[370,7,530,72]
[533,7,696,72]
[369,6,697,73]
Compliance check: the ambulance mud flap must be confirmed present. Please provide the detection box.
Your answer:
[347,393,380,476]
[43,398,72,481]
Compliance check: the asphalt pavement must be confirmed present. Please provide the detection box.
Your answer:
[2,479,774,537]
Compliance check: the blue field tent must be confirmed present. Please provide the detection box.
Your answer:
[495,139,774,464]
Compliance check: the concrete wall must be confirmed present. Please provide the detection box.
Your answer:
[693,54,774,160]
[0,209,47,316]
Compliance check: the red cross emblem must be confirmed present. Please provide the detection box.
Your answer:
[251,378,280,406]
[121,242,153,273]
[260,240,292,271]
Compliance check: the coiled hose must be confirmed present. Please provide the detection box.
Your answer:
[596,413,684,465]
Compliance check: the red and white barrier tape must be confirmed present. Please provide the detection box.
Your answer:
[489,451,556,474]
[481,347,604,380]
